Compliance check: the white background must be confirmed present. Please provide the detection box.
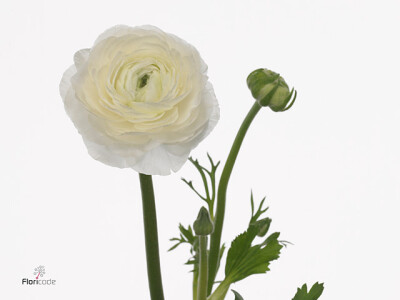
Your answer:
[1,0,399,299]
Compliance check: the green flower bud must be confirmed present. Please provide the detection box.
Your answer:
[247,68,297,112]
[253,217,272,237]
[193,207,214,236]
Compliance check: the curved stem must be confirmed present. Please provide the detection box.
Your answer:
[207,102,262,294]
[197,236,209,300]
[139,173,165,300]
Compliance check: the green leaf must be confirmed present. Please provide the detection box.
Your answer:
[292,282,324,300]
[262,232,280,246]
[168,242,181,251]
[183,155,220,218]
[224,225,283,283]
[232,289,244,300]
[169,223,200,273]
[249,192,269,224]
[225,226,258,277]
[179,224,195,244]
[168,224,196,252]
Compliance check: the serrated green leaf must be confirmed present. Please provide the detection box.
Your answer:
[232,289,244,300]
[224,225,282,283]
[225,226,258,277]
[292,282,324,300]
[233,239,282,282]
[308,282,324,298]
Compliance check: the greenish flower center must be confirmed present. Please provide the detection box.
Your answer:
[138,73,150,89]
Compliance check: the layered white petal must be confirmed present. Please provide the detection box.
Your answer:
[60,25,219,175]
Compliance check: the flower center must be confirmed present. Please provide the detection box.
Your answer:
[138,73,150,89]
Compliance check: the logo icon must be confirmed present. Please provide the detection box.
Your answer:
[22,266,56,286]
[33,266,46,279]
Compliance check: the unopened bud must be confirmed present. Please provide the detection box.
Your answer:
[254,217,272,237]
[193,207,214,236]
[247,68,297,112]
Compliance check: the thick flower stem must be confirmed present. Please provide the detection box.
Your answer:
[193,269,198,300]
[197,236,209,300]
[139,173,165,300]
[207,102,262,295]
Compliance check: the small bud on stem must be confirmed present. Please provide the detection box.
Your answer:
[253,217,272,237]
[247,68,297,112]
[194,207,214,236]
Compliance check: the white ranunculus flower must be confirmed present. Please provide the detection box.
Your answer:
[60,25,219,175]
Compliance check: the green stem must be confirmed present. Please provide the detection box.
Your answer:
[193,268,198,300]
[208,201,214,222]
[207,102,262,295]
[197,236,209,300]
[208,279,231,300]
[139,173,165,300]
